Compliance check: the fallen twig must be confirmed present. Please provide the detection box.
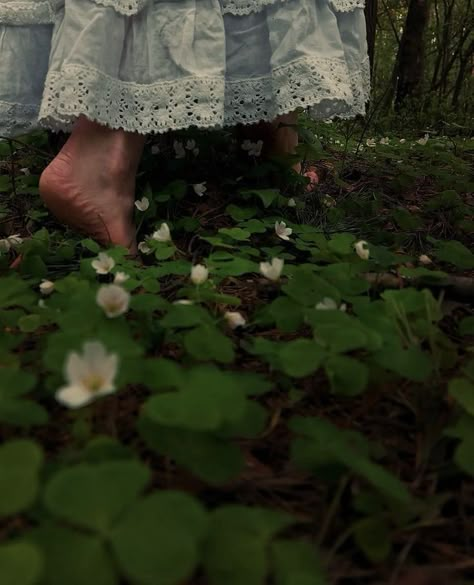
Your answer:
[364,272,474,302]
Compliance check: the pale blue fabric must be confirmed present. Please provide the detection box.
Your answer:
[0,0,369,137]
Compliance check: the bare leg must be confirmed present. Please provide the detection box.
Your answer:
[268,111,300,169]
[39,116,146,252]
[247,111,319,188]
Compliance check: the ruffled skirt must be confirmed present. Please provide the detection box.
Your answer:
[0,0,370,137]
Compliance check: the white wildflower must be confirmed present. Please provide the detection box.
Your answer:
[173,299,194,305]
[96,284,130,318]
[138,241,152,255]
[55,341,119,409]
[366,138,377,148]
[190,264,209,285]
[399,138,406,144]
[417,134,429,146]
[379,137,390,145]
[322,195,336,208]
[185,140,199,156]
[354,240,370,260]
[419,254,432,265]
[224,311,247,329]
[287,198,297,208]
[315,297,347,312]
[7,234,23,246]
[193,182,207,197]
[92,252,115,275]
[113,271,130,284]
[39,279,55,296]
[275,221,292,241]
[152,222,171,242]
[20,168,31,176]
[0,233,24,252]
[242,139,263,157]
[0,239,11,253]
[259,258,284,282]
[173,140,186,159]
[134,197,150,212]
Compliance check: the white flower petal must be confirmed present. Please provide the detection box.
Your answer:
[316,297,338,311]
[58,341,119,409]
[354,240,370,260]
[56,385,95,409]
[96,354,119,390]
[39,279,55,295]
[65,351,89,385]
[224,311,246,329]
[190,264,209,285]
[259,257,284,281]
[152,223,171,242]
[82,341,109,372]
[0,239,11,252]
[91,252,115,275]
[419,254,432,265]
[173,140,186,159]
[192,182,207,197]
[96,284,130,318]
[114,272,130,284]
[138,241,152,255]
[7,234,23,246]
[134,197,150,212]
[275,221,292,241]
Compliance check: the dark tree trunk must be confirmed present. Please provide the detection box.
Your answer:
[394,0,431,107]
[364,0,378,75]
[452,39,474,108]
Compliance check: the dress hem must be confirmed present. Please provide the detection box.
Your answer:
[32,55,370,135]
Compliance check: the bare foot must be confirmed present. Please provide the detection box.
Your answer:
[39,117,145,252]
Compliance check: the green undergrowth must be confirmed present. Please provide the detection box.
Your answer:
[0,118,473,585]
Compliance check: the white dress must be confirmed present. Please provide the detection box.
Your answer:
[0,0,370,137]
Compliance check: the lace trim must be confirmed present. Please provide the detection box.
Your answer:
[331,0,365,11]
[221,0,288,16]
[226,55,369,124]
[92,0,149,16]
[39,65,226,134]
[0,1,54,24]
[0,100,39,138]
[221,0,364,14]
[37,55,369,135]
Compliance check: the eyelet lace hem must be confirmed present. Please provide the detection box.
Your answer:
[0,0,366,21]
[221,0,364,14]
[0,1,55,24]
[37,55,369,135]
[221,0,288,15]
[92,0,150,15]
[330,0,365,11]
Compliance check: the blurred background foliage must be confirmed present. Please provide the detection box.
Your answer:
[365,0,473,132]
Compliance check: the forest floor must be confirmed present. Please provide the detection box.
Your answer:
[0,119,473,585]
